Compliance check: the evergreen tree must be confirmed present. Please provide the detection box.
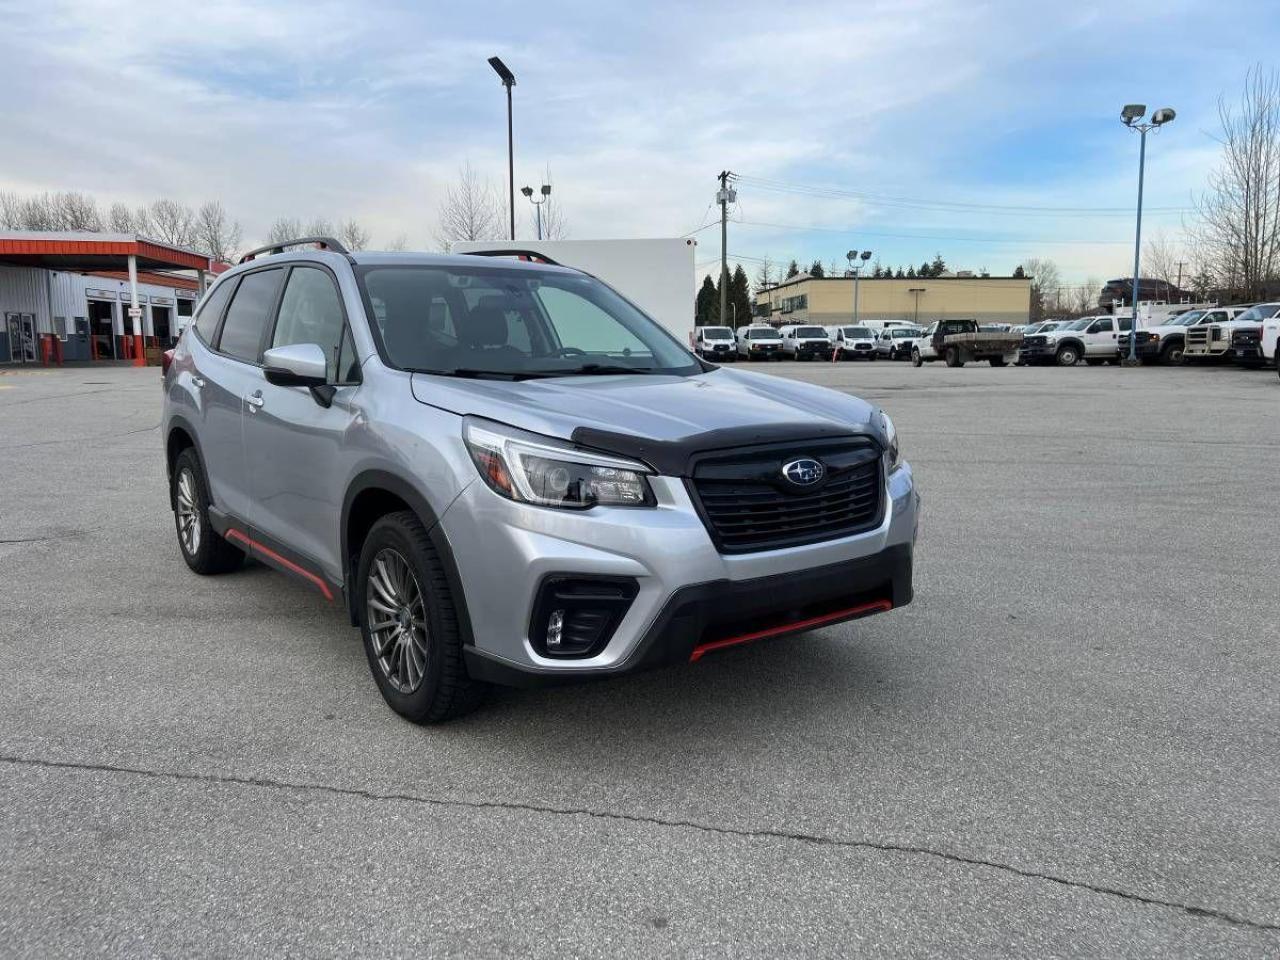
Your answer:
[907,266,917,278]
[785,259,800,279]
[1012,264,1026,278]
[895,267,905,278]
[729,264,753,328]
[918,261,931,277]
[929,252,946,277]
[809,259,825,278]
[695,274,719,326]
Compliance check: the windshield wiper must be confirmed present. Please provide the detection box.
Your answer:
[415,368,554,381]
[523,363,657,377]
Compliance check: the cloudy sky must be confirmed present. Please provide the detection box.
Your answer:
[1,0,1276,285]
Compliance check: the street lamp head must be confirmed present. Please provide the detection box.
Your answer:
[521,185,533,198]
[846,250,856,262]
[860,250,872,261]
[488,56,515,86]
[1121,103,1146,126]
[541,184,552,197]
[1151,107,1176,126]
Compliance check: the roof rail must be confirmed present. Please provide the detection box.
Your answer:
[460,248,563,267]
[238,236,350,264]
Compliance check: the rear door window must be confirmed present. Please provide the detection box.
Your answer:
[192,280,236,345]
[217,269,283,362]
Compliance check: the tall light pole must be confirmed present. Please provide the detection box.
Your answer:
[846,249,873,326]
[521,183,551,240]
[1121,103,1176,363]
[488,56,516,241]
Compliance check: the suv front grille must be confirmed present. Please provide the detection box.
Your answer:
[1231,328,1261,346]
[689,440,883,553]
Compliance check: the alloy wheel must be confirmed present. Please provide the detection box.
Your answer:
[365,548,430,694]
[176,468,201,556]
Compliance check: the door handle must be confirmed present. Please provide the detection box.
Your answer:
[246,391,265,411]
[191,375,205,389]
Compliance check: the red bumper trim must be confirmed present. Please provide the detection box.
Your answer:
[689,598,893,663]
[225,528,334,601]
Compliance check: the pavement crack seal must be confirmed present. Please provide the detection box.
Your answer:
[2,752,1276,935]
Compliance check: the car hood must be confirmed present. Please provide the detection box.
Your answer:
[411,367,881,453]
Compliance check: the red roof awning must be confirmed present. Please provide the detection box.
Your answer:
[0,231,212,272]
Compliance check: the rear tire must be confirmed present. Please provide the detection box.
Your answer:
[357,511,487,724]
[911,348,923,367]
[172,447,244,575]
[944,346,964,367]
[990,356,1007,367]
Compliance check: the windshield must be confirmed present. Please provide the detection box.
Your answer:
[1170,310,1202,326]
[1234,304,1280,323]
[1066,318,1094,331]
[795,326,827,337]
[891,329,917,338]
[744,327,780,339]
[701,327,732,339]
[843,327,872,338]
[357,265,700,378]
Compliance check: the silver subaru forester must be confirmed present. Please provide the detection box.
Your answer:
[162,239,918,722]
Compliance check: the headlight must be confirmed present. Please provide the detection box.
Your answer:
[463,419,656,510]
[880,411,901,471]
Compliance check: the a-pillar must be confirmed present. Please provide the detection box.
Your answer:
[128,254,145,366]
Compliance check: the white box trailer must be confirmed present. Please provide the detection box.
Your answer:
[451,238,697,345]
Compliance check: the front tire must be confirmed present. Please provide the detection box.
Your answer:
[1160,342,1185,364]
[944,346,964,367]
[357,511,487,723]
[911,348,923,367]
[1056,345,1080,366]
[172,448,244,575]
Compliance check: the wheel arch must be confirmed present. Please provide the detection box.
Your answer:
[1056,338,1084,355]
[165,416,208,512]
[341,470,474,642]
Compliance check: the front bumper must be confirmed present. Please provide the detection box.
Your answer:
[794,343,833,358]
[1018,344,1057,362]
[443,462,919,685]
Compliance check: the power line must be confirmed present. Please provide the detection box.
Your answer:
[733,173,1192,218]
[724,217,1139,246]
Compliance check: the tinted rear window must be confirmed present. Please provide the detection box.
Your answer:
[217,269,283,362]
[192,280,235,344]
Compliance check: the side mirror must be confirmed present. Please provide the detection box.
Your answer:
[263,343,328,388]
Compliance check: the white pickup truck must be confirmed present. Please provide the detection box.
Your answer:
[1262,310,1280,375]
[1018,315,1134,366]
[1182,305,1257,360]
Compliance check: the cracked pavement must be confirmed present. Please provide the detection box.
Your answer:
[1,363,1278,957]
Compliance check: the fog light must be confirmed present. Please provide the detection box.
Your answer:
[546,609,565,649]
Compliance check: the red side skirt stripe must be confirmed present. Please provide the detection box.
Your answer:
[225,528,334,602]
[689,598,892,663]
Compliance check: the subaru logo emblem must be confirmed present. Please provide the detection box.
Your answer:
[782,458,825,486]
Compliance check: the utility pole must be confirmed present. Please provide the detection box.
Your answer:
[1176,260,1186,293]
[717,171,736,326]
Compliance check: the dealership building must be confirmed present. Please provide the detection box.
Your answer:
[754,272,1032,327]
[0,232,218,365]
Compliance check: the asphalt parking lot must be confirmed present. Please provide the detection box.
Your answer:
[1,360,1278,958]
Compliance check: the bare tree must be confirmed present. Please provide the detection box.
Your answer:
[1144,231,1189,294]
[338,218,371,251]
[107,202,135,232]
[304,218,335,238]
[54,192,102,231]
[194,201,242,262]
[148,198,197,247]
[1073,278,1101,315]
[266,217,304,244]
[435,162,501,250]
[385,233,409,251]
[1020,257,1062,321]
[0,192,24,228]
[1192,65,1280,300]
[753,258,775,293]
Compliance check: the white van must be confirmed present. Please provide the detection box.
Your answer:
[692,325,737,361]
[735,325,784,361]
[826,325,878,361]
[779,324,833,361]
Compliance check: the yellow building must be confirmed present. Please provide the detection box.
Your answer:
[754,273,1031,327]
